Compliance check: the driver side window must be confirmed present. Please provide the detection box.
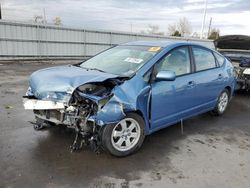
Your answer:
[156,46,191,76]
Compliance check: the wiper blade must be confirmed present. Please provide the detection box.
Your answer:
[87,68,106,73]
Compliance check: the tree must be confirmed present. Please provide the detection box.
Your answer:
[34,15,44,23]
[208,28,220,40]
[141,24,164,35]
[172,30,182,37]
[177,17,192,36]
[167,23,181,36]
[167,17,192,37]
[53,17,62,25]
[167,23,177,35]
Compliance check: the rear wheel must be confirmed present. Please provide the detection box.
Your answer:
[212,89,230,116]
[101,113,145,157]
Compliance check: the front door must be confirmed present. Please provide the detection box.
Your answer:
[150,46,196,130]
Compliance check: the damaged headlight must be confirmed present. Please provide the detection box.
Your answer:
[45,92,72,102]
[26,86,34,96]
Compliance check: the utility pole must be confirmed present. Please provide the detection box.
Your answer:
[0,3,2,19]
[200,0,208,39]
[43,8,47,23]
[207,17,212,38]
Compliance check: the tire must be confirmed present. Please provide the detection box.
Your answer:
[101,113,145,157]
[212,89,230,116]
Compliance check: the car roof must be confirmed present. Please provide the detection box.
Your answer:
[122,40,211,49]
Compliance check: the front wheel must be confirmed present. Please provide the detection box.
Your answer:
[212,89,230,116]
[101,113,145,157]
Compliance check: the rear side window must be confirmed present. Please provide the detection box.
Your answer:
[193,47,216,71]
[214,52,225,66]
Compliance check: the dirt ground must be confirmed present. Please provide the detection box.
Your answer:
[0,61,250,188]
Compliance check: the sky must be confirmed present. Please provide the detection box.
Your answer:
[1,0,250,36]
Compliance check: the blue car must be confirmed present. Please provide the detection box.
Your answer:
[23,41,235,156]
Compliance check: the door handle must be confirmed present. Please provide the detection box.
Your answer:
[187,81,195,88]
[218,74,223,79]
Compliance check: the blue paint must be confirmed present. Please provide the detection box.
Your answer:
[29,64,118,101]
[27,42,235,135]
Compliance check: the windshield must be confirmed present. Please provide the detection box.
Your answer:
[80,45,161,76]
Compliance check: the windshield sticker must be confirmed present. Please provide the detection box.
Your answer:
[124,57,144,64]
[148,47,161,52]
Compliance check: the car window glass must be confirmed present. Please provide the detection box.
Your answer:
[214,52,225,66]
[156,47,191,76]
[80,45,159,76]
[193,47,216,71]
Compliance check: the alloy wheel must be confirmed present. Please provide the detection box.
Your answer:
[111,118,141,152]
[218,92,229,113]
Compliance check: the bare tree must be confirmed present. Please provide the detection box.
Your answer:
[208,28,220,40]
[177,17,192,36]
[167,17,192,37]
[33,15,48,24]
[167,23,177,35]
[167,23,181,36]
[140,24,164,35]
[53,17,62,25]
[34,15,44,23]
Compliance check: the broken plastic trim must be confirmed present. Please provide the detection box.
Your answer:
[23,98,65,110]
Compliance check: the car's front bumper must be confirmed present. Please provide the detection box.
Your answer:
[23,98,65,110]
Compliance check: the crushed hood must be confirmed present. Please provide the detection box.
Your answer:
[29,65,117,101]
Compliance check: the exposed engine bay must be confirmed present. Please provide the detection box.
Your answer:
[25,78,124,152]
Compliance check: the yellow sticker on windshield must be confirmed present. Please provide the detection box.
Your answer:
[148,47,161,52]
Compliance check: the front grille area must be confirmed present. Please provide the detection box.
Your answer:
[34,109,63,122]
[244,74,250,80]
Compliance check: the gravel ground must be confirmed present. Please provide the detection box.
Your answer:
[0,62,250,188]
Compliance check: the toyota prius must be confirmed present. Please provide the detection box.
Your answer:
[23,41,235,156]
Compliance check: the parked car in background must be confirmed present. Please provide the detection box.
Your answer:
[235,57,250,91]
[23,41,235,157]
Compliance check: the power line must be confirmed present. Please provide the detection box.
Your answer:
[0,3,2,19]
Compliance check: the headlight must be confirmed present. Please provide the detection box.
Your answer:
[45,92,71,102]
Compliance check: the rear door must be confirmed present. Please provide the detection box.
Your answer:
[190,46,224,109]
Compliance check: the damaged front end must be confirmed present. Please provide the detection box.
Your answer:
[23,65,128,152]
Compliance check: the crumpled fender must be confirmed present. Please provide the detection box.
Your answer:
[91,101,126,125]
[89,76,152,135]
[89,88,135,125]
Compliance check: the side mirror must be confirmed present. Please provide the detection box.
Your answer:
[155,70,176,81]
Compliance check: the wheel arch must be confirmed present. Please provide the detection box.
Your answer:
[224,86,233,98]
[126,109,150,135]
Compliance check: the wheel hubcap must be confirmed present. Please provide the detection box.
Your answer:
[218,92,228,113]
[111,118,141,152]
